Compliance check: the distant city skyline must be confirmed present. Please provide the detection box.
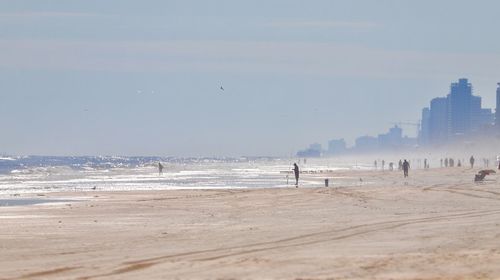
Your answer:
[299,78,499,156]
[1,1,500,156]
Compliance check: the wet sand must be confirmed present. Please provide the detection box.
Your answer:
[1,168,500,279]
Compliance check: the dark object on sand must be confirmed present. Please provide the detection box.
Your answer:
[474,170,496,182]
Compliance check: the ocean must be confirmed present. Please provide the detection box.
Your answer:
[0,156,368,197]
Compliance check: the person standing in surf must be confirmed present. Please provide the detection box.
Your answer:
[158,162,164,176]
[293,163,299,187]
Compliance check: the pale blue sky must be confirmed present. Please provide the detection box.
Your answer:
[1,0,500,156]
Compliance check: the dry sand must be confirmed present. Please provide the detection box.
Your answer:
[1,168,500,279]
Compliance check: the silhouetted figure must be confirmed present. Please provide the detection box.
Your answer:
[440,159,443,168]
[450,158,455,167]
[470,156,475,168]
[403,160,410,178]
[398,160,403,171]
[424,159,428,169]
[457,160,461,167]
[158,162,164,175]
[382,160,385,171]
[293,163,299,187]
[389,162,394,171]
[445,158,449,168]
[374,160,377,170]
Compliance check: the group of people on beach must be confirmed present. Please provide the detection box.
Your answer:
[375,159,430,171]
[439,156,479,169]
[375,159,411,176]
[385,156,500,172]
[372,155,489,178]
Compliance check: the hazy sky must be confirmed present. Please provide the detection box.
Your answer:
[1,0,500,157]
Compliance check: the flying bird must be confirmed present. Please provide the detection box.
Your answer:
[220,86,224,91]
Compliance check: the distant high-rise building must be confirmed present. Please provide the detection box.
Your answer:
[429,97,448,144]
[463,83,494,134]
[471,95,488,132]
[447,78,473,138]
[378,125,402,149]
[420,107,430,145]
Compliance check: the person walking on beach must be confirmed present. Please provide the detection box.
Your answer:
[158,162,164,176]
[470,156,475,168]
[398,160,403,171]
[402,160,410,178]
[374,160,378,170]
[293,163,300,187]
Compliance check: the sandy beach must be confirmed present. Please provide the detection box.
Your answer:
[1,167,500,279]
